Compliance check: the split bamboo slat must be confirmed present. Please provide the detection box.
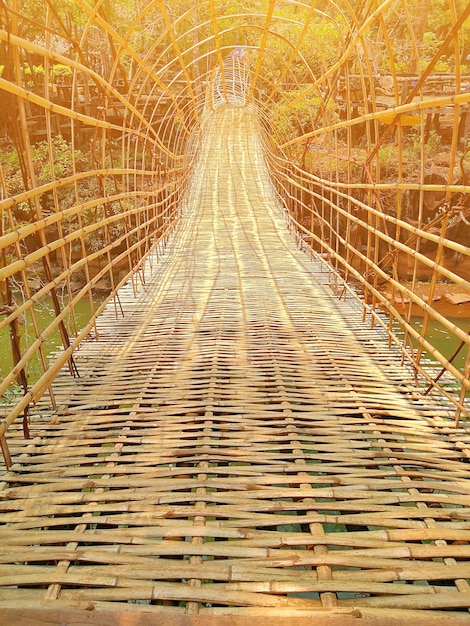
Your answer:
[1,106,470,623]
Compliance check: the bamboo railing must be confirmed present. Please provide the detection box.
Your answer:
[0,0,470,464]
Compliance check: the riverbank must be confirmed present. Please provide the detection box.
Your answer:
[380,280,470,319]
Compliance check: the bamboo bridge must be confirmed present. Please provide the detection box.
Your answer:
[1,1,470,623]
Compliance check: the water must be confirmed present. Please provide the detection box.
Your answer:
[0,293,106,384]
[409,316,470,371]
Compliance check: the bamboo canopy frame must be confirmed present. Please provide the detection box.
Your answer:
[0,2,468,444]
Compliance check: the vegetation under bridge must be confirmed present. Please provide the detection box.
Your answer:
[0,1,470,623]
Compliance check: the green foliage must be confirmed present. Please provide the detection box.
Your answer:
[378,144,398,175]
[52,64,73,80]
[0,148,25,199]
[0,136,86,221]
[20,64,45,89]
[81,200,128,253]
[31,135,85,185]
[272,90,339,141]
[422,31,440,56]
[379,0,467,74]
[418,32,450,73]
[10,64,71,89]
[262,12,342,86]
[404,129,442,165]
[0,385,23,412]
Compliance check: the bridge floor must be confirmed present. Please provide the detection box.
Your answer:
[1,106,470,624]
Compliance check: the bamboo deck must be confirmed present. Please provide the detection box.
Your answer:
[1,106,470,624]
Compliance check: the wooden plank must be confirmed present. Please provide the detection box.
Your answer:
[1,605,470,626]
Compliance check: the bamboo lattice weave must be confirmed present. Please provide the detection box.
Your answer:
[1,107,470,623]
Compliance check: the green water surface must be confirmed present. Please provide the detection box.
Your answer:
[0,294,106,384]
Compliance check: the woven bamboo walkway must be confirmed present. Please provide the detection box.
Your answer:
[1,106,470,624]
